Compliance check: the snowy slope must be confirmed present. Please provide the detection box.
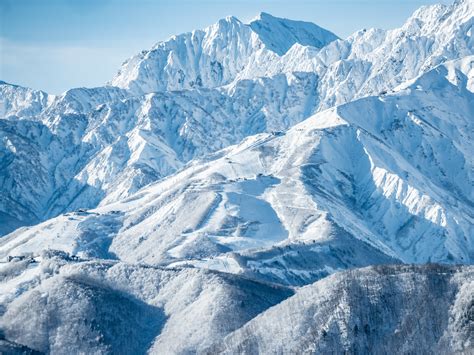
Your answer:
[0,255,471,354]
[0,81,52,119]
[0,72,319,235]
[217,264,474,354]
[2,57,472,286]
[0,14,337,235]
[248,0,474,108]
[249,12,339,55]
[110,14,337,94]
[0,251,292,354]
[0,85,130,235]
[112,0,473,104]
[0,1,472,236]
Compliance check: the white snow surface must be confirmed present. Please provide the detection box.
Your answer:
[2,57,473,286]
[0,251,293,354]
[110,13,338,93]
[217,264,474,354]
[0,2,474,353]
[0,255,471,354]
[0,1,472,237]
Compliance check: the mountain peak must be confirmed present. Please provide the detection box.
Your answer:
[225,15,241,22]
[255,12,275,20]
[206,15,247,37]
[215,15,243,27]
[249,12,339,55]
[400,0,473,39]
[0,80,20,88]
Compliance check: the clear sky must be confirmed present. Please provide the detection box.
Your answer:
[0,0,452,94]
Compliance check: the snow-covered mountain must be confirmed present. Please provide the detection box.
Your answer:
[0,81,52,119]
[0,1,473,353]
[216,264,474,354]
[2,56,472,286]
[0,0,472,237]
[252,0,474,107]
[0,72,321,235]
[110,13,338,93]
[0,250,293,354]
[0,254,471,354]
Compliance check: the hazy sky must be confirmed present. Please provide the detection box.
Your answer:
[0,0,452,94]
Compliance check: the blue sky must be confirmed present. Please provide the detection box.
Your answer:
[0,0,452,94]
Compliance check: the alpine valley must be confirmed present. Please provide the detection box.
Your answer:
[0,1,473,354]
